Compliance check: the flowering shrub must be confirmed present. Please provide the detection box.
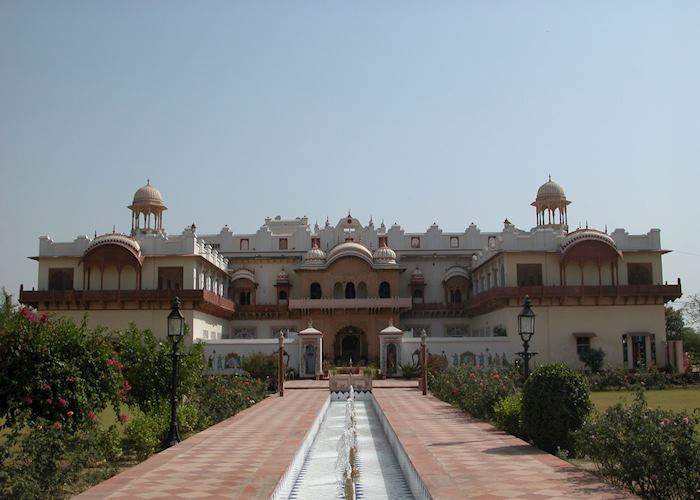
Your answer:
[430,365,520,421]
[575,391,700,499]
[586,367,700,391]
[241,352,278,391]
[0,298,129,497]
[194,374,268,427]
[0,306,125,430]
[521,364,591,454]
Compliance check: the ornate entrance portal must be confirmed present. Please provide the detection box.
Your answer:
[334,326,367,365]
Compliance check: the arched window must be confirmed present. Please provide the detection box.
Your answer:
[310,282,322,299]
[345,282,356,299]
[333,282,343,299]
[239,291,251,305]
[357,282,368,298]
[379,281,391,298]
[279,290,288,301]
[412,288,423,299]
[449,289,462,304]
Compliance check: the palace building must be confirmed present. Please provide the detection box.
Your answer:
[20,178,682,373]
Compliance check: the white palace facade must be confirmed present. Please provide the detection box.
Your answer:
[20,178,682,374]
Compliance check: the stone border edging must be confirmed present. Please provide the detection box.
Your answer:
[271,395,331,499]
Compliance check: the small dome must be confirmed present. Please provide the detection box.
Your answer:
[276,269,289,283]
[373,245,396,264]
[410,267,425,283]
[132,180,165,206]
[536,176,566,200]
[304,246,327,262]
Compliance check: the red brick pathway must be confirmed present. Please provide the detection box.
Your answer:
[373,388,635,499]
[75,389,327,499]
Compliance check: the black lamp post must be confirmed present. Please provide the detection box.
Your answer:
[166,296,185,447]
[517,295,537,381]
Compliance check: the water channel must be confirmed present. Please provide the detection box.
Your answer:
[288,395,415,499]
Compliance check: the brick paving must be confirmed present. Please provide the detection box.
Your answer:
[373,387,635,499]
[75,389,328,499]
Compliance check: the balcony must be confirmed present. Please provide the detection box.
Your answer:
[288,297,413,312]
[466,282,682,315]
[19,288,235,318]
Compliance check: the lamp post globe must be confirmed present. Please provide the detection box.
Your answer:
[166,296,184,447]
[517,296,537,381]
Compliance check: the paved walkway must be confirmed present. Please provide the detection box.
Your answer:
[373,388,634,499]
[76,389,328,500]
[76,382,634,499]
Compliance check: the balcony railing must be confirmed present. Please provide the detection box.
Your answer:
[288,297,413,310]
[19,288,235,317]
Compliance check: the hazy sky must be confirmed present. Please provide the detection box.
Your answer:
[1,1,698,308]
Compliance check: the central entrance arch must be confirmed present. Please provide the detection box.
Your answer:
[334,326,368,365]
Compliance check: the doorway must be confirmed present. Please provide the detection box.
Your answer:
[335,326,367,365]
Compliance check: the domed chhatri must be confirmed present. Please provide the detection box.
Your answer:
[304,244,327,263]
[373,244,397,265]
[128,180,167,236]
[531,175,570,227]
[132,179,165,206]
[276,268,290,283]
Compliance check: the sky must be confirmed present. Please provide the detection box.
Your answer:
[1,1,698,310]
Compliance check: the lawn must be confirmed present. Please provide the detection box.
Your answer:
[591,388,700,421]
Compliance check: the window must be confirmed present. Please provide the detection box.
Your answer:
[311,237,320,248]
[310,282,322,299]
[379,281,391,298]
[210,243,220,250]
[449,289,463,304]
[412,288,423,299]
[411,237,421,248]
[158,267,183,290]
[622,334,628,363]
[238,291,251,305]
[279,238,288,250]
[240,239,249,251]
[516,264,543,286]
[48,268,74,291]
[628,263,653,285]
[576,337,591,356]
[278,290,288,301]
[345,282,356,299]
[333,282,343,299]
[378,236,388,247]
[450,237,459,248]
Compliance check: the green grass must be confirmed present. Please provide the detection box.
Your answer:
[591,388,700,415]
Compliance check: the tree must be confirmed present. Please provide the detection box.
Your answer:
[665,306,686,340]
[682,293,700,327]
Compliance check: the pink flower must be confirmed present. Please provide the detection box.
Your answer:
[46,398,53,405]
[87,411,97,421]
[121,395,127,402]
[661,417,670,426]
[683,416,690,426]
[23,396,33,405]
[119,413,128,423]
[58,398,68,407]
[66,410,74,417]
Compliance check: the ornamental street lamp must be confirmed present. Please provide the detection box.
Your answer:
[517,295,537,381]
[166,296,185,447]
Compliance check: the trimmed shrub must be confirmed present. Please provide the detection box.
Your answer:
[399,363,418,379]
[575,392,700,499]
[521,363,591,454]
[494,392,525,439]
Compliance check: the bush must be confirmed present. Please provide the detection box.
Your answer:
[575,391,700,499]
[399,363,418,379]
[494,392,525,439]
[427,353,449,377]
[194,374,268,427]
[241,352,278,391]
[430,365,520,421]
[115,325,204,412]
[521,364,591,454]
[579,347,606,373]
[586,367,700,391]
